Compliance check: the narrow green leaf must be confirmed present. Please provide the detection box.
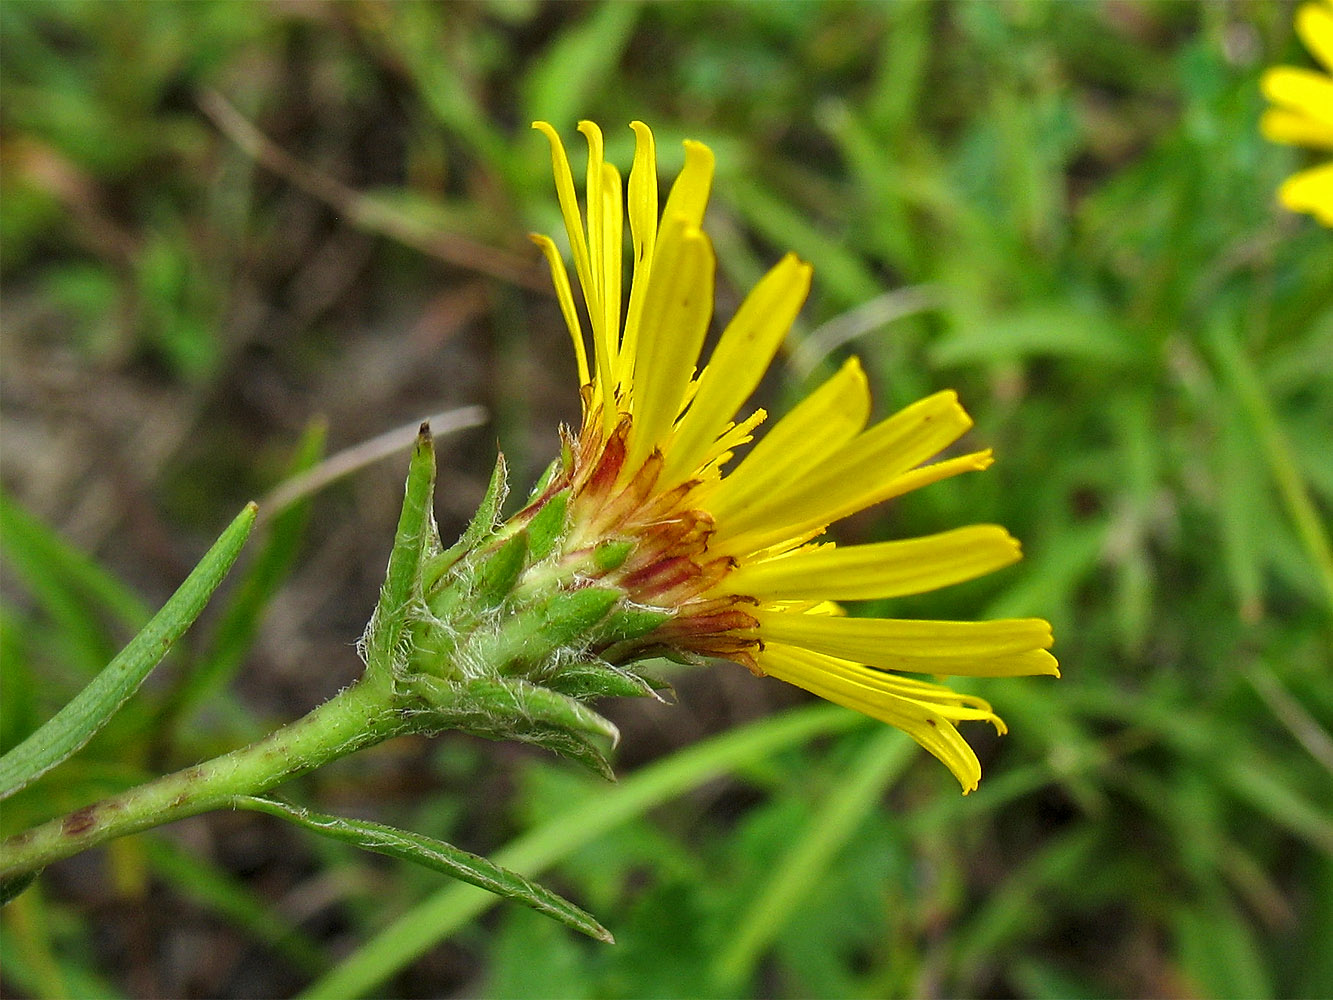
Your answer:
[0,503,258,800]
[0,869,40,906]
[0,605,38,754]
[299,704,863,1000]
[1175,890,1274,1000]
[1217,405,1268,621]
[1223,758,1333,856]
[728,179,883,307]
[0,889,125,999]
[235,795,613,944]
[363,427,436,678]
[1009,958,1118,1000]
[4,825,131,996]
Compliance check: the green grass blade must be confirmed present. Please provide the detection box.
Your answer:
[1206,320,1333,616]
[0,878,124,999]
[711,727,915,991]
[0,491,152,633]
[0,604,38,754]
[0,503,257,800]
[931,301,1139,367]
[1222,758,1333,857]
[1175,888,1274,1000]
[521,3,640,129]
[299,703,864,1000]
[0,492,151,673]
[236,795,612,944]
[726,179,883,307]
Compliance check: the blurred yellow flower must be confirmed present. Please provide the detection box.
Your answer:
[530,121,1058,793]
[1261,0,1333,225]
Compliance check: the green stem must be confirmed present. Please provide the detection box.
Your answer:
[0,674,405,880]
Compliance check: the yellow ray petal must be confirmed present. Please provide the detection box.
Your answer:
[627,122,659,271]
[663,253,813,485]
[660,139,715,231]
[626,122,663,376]
[708,356,870,519]
[1262,67,1333,128]
[1278,160,1333,225]
[529,233,590,387]
[579,120,605,306]
[859,671,1007,728]
[752,608,1060,677]
[676,407,770,489]
[1296,0,1333,73]
[713,391,975,552]
[599,160,623,378]
[1260,107,1333,149]
[624,220,716,469]
[576,122,617,411]
[865,448,995,508]
[757,643,987,792]
[532,122,595,320]
[728,525,1022,601]
[622,122,659,392]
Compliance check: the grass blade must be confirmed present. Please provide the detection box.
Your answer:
[711,727,916,991]
[1206,320,1333,616]
[0,503,257,800]
[0,492,151,673]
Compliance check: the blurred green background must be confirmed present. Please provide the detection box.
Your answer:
[2,1,1331,997]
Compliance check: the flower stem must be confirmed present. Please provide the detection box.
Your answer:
[0,674,406,880]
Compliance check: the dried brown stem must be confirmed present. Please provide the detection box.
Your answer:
[197,89,550,291]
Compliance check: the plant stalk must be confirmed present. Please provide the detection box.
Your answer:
[0,674,406,880]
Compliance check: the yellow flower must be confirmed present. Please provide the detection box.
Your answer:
[529,121,1058,793]
[1261,0,1333,225]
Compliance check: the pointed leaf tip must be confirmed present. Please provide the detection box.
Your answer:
[235,796,613,943]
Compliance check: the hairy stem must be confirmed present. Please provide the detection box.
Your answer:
[0,674,406,880]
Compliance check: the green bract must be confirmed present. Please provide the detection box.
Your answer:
[384,432,673,778]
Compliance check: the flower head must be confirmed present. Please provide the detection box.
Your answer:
[526,121,1058,793]
[1261,0,1333,225]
